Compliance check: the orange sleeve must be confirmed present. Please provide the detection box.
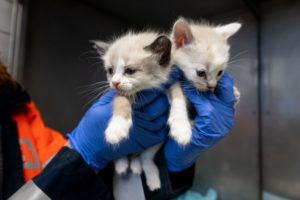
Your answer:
[12,102,67,181]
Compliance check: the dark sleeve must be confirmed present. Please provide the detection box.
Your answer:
[10,147,113,200]
[142,148,195,200]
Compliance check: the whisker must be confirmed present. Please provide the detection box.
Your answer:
[77,81,109,89]
[83,87,110,108]
[77,84,110,94]
[230,50,247,61]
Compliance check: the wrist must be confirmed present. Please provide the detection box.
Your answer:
[67,135,106,170]
[164,139,203,172]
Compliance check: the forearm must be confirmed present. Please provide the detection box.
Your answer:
[9,147,113,200]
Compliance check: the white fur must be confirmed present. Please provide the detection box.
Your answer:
[171,19,241,92]
[130,157,142,175]
[105,115,132,144]
[115,157,129,175]
[168,97,192,145]
[95,32,172,191]
[140,144,162,191]
[101,32,171,96]
[234,86,241,104]
[214,23,242,39]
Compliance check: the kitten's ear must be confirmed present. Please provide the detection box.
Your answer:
[172,18,194,48]
[144,35,172,66]
[214,23,242,39]
[92,40,110,55]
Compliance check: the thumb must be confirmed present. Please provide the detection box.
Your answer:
[180,80,213,115]
[214,72,235,104]
[95,89,116,105]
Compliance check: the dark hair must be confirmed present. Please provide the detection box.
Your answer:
[0,59,21,91]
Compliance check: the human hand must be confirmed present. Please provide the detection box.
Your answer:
[164,72,236,172]
[68,89,170,170]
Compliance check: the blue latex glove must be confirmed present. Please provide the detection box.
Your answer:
[162,65,184,89]
[164,72,236,172]
[68,89,169,170]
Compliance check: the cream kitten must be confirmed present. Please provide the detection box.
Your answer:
[94,32,172,191]
[167,18,241,146]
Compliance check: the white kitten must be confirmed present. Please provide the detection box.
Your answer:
[94,32,172,191]
[167,18,241,146]
[171,17,241,93]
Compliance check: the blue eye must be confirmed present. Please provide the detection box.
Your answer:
[196,70,206,78]
[125,68,136,75]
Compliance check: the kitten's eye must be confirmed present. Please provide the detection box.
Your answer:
[125,68,136,75]
[217,70,223,77]
[196,70,206,78]
[107,67,113,75]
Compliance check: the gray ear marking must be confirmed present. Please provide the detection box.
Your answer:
[172,18,194,48]
[91,40,110,55]
[144,35,172,66]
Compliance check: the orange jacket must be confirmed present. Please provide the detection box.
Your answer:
[12,102,66,181]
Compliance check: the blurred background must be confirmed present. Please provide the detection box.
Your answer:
[1,0,299,199]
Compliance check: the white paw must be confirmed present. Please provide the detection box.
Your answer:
[115,157,129,175]
[168,98,192,145]
[105,116,132,144]
[233,86,241,104]
[130,157,142,175]
[147,175,161,191]
[142,160,161,191]
[168,115,192,145]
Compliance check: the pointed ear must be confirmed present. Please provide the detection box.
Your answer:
[214,23,242,39]
[172,18,193,48]
[92,40,110,56]
[144,35,172,66]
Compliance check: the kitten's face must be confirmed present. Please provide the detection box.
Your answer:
[171,19,241,91]
[94,33,171,96]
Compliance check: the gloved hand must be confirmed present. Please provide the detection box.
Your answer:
[164,72,236,172]
[162,65,184,89]
[68,89,169,170]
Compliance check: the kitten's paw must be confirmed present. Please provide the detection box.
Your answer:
[105,116,132,144]
[142,162,161,191]
[115,157,129,175]
[233,86,241,104]
[169,116,192,145]
[130,158,142,175]
[168,98,192,145]
[147,175,161,191]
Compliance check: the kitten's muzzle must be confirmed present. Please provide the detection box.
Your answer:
[112,81,120,89]
[207,86,215,91]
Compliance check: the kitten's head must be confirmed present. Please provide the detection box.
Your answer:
[171,18,241,91]
[94,32,171,96]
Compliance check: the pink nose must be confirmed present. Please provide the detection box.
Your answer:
[112,81,120,88]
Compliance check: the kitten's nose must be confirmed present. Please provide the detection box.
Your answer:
[112,81,120,88]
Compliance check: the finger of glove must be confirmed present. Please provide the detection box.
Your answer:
[164,138,201,172]
[132,89,164,110]
[180,79,214,114]
[133,93,169,120]
[214,72,235,104]
[93,89,116,106]
[133,111,168,132]
[130,125,169,149]
[161,65,184,89]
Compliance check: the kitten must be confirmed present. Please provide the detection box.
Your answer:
[94,32,172,191]
[167,18,241,145]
